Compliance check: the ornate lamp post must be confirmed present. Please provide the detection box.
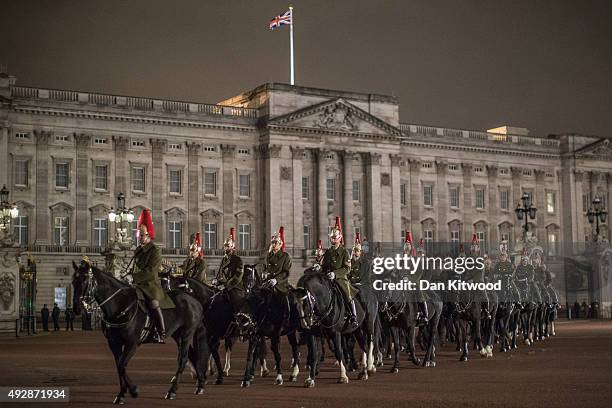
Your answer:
[108,192,135,249]
[587,197,608,242]
[0,185,19,238]
[515,192,537,239]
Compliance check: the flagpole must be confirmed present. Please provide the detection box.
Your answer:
[289,6,294,85]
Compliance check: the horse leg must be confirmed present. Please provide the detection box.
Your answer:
[271,336,283,385]
[165,331,192,400]
[331,331,349,384]
[459,322,468,362]
[389,326,400,373]
[407,325,421,366]
[189,327,208,395]
[304,333,317,388]
[223,337,232,376]
[108,338,128,405]
[287,332,300,382]
[208,338,224,385]
[241,338,257,387]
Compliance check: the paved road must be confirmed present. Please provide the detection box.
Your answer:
[0,320,611,407]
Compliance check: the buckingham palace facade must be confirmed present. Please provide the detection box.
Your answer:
[1,72,611,310]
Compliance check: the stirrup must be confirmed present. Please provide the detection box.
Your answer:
[417,312,428,325]
[153,330,166,344]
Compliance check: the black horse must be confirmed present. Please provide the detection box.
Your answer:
[71,262,205,403]
[294,268,374,388]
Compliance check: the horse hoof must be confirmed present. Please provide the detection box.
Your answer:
[128,386,139,398]
[460,356,468,362]
[261,369,270,378]
[480,349,488,357]
[223,370,230,377]
[424,361,436,367]
[390,367,399,373]
[337,376,349,384]
[275,375,283,385]
[412,358,421,366]
[215,378,223,385]
[241,380,250,388]
[164,392,176,400]
[304,378,315,388]
[289,376,297,382]
[113,396,126,405]
[194,387,204,395]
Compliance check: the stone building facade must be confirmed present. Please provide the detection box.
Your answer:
[0,73,610,311]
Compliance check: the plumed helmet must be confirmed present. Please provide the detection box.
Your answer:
[313,239,325,258]
[189,232,203,257]
[269,226,286,252]
[329,216,344,244]
[224,228,236,249]
[136,209,155,240]
[352,231,362,252]
[403,231,416,256]
[471,233,480,253]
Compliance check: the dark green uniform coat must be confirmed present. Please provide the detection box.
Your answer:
[322,245,357,300]
[181,256,207,283]
[265,250,292,294]
[216,252,244,290]
[133,241,175,309]
[348,257,363,285]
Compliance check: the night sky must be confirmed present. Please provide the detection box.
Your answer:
[1,0,611,137]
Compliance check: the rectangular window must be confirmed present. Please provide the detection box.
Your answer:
[131,220,138,246]
[423,185,433,207]
[94,137,107,145]
[13,216,28,245]
[168,143,182,151]
[204,171,217,195]
[54,287,67,310]
[500,189,510,210]
[450,230,460,244]
[424,229,434,253]
[449,186,460,208]
[132,140,145,148]
[475,187,486,209]
[239,174,251,198]
[352,180,360,201]
[476,231,487,252]
[204,223,217,249]
[168,221,182,249]
[582,193,590,213]
[237,148,250,156]
[501,232,510,243]
[55,162,69,188]
[499,168,509,175]
[548,233,558,256]
[303,225,310,249]
[54,216,69,245]
[169,169,182,194]
[302,177,309,199]
[15,132,29,140]
[55,134,69,143]
[326,177,336,200]
[14,159,28,186]
[448,164,458,171]
[203,146,216,152]
[523,190,534,206]
[94,165,108,191]
[93,218,108,247]
[546,192,556,214]
[238,224,251,250]
[132,166,146,192]
[400,183,407,206]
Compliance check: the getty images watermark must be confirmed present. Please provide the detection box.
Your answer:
[369,254,501,292]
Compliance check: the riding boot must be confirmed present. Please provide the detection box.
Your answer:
[348,299,359,328]
[417,302,429,325]
[152,307,166,344]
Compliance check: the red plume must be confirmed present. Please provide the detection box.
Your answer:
[279,226,286,252]
[335,216,344,245]
[230,227,235,241]
[355,231,361,244]
[136,208,155,240]
[404,231,416,256]
[194,232,203,257]
[317,239,323,250]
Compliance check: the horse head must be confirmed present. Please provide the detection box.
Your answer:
[71,260,99,316]
[243,263,260,293]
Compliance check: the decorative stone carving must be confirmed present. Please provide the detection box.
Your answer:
[291,146,304,159]
[435,160,448,174]
[381,173,391,186]
[510,167,523,177]
[313,103,357,131]
[573,169,584,182]
[390,154,402,167]
[367,152,381,166]
[34,130,51,145]
[0,272,15,311]
[280,166,292,180]
[259,144,281,159]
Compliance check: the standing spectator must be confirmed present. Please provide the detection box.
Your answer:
[573,301,581,319]
[41,304,50,331]
[51,303,60,331]
[65,307,75,331]
[581,301,588,319]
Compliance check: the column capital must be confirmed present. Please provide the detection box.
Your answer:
[150,138,166,152]
[435,160,448,174]
[573,169,584,182]
[221,144,236,158]
[187,142,201,155]
[113,136,129,150]
[259,144,281,159]
[74,133,91,148]
[510,166,523,177]
[534,169,546,181]
[485,163,498,173]
[461,162,473,174]
[366,152,381,166]
[408,157,421,170]
[291,146,305,159]
[34,129,51,145]
[390,154,402,167]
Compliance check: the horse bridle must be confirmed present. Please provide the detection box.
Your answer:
[297,278,343,329]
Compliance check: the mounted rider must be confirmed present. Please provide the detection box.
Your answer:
[313,239,325,268]
[465,234,490,316]
[348,232,364,285]
[493,239,522,306]
[180,232,207,283]
[413,236,430,324]
[264,226,292,325]
[321,217,358,328]
[213,228,244,317]
[132,209,174,344]
[514,248,536,304]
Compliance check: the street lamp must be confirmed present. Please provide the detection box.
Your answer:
[107,192,135,247]
[0,185,19,233]
[515,192,537,238]
[587,197,608,242]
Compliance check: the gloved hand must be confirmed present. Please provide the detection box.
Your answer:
[327,272,335,280]
[313,263,321,271]
[212,278,218,286]
[268,278,278,287]
[218,284,225,291]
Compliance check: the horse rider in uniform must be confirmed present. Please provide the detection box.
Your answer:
[321,217,358,328]
[401,232,428,324]
[213,228,245,317]
[181,232,207,283]
[465,234,490,316]
[132,209,174,344]
[348,232,364,285]
[313,240,325,268]
[514,248,536,305]
[264,227,292,323]
[493,240,522,307]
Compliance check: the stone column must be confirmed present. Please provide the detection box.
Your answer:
[0,123,8,188]
[365,152,382,242]
[151,139,165,246]
[221,144,236,242]
[75,134,91,246]
[409,159,421,234]
[342,150,354,243]
[187,142,201,235]
[511,167,523,242]
[390,154,402,246]
[113,136,129,196]
[608,173,612,240]
[589,171,599,201]
[462,163,474,242]
[574,170,585,242]
[260,144,281,246]
[435,160,449,242]
[535,169,546,243]
[316,149,329,244]
[34,130,51,245]
[487,164,499,248]
[291,147,304,253]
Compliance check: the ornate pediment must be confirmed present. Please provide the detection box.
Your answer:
[235,210,254,220]
[200,208,223,220]
[575,138,612,161]
[267,98,403,138]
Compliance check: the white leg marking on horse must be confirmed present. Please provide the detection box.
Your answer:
[367,341,375,372]
[223,349,231,376]
[292,363,299,378]
[339,360,349,383]
[275,373,283,385]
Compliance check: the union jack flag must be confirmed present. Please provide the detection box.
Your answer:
[269,9,292,30]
